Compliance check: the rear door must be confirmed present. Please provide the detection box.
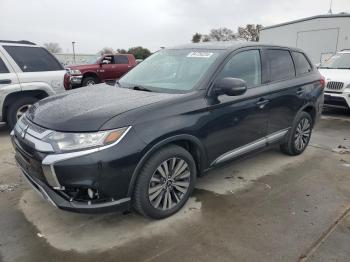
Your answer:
[204,48,270,164]
[2,45,66,94]
[114,55,131,78]
[263,48,307,136]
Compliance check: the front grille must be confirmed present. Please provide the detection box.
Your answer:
[326,81,344,91]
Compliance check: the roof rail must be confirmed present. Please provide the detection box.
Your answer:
[0,40,36,45]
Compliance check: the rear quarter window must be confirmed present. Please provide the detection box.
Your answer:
[292,51,312,75]
[115,55,129,64]
[267,49,295,82]
[0,57,9,73]
[3,46,63,72]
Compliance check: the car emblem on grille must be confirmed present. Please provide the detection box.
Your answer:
[21,124,29,139]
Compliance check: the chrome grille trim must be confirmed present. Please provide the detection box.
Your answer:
[326,81,344,91]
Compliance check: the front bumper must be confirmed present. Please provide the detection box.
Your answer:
[70,75,83,85]
[324,91,350,109]
[18,166,130,213]
[11,117,145,213]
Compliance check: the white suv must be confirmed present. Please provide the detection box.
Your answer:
[318,50,350,111]
[0,40,69,129]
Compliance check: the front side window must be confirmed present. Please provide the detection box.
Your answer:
[3,46,63,72]
[216,50,261,88]
[115,55,129,64]
[319,53,350,69]
[292,51,312,75]
[0,57,9,73]
[119,49,222,93]
[268,49,295,82]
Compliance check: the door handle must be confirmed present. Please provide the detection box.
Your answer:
[0,79,11,84]
[256,98,270,109]
[296,88,304,96]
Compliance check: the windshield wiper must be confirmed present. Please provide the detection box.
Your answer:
[336,67,350,69]
[133,86,153,92]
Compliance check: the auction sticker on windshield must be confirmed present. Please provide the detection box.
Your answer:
[187,52,213,58]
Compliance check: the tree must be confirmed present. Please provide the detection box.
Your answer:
[127,46,151,60]
[202,35,211,42]
[238,24,262,42]
[192,33,202,43]
[98,47,114,55]
[116,49,127,54]
[43,42,62,53]
[209,27,236,41]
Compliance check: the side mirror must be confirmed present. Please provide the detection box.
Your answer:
[214,77,247,96]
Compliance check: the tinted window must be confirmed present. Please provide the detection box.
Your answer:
[0,57,9,73]
[115,55,129,64]
[292,52,312,75]
[3,46,63,72]
[217,50,261,88]
[268,49,295,82]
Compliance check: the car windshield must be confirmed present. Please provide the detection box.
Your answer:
[119,49,223,93]
[319,53,350,69]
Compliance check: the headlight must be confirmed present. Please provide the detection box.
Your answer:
[44,127,130,152]
[68,69,82,75]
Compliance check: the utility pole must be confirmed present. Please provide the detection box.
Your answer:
[72,41,76,64]
[328,0,333,14]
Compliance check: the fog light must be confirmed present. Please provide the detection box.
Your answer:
[87,188,95,199]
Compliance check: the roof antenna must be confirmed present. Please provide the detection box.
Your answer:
[328,0,333,14]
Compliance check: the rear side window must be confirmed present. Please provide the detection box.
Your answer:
[3,46,63,72]
[292,51,312,75]
[217,50,261,88]
[115,55,129,64]
[0,57,9,73]
[267,49,295,82]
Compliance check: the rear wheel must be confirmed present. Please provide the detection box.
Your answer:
[280,111,313,156]
[133,145,196,219]
[82,76,99,86]
[7,96,38,129]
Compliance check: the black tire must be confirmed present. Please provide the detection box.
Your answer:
[7,96,38,130]
[82,76,99,86]
[133,145,197,219]
[280,111,313,156]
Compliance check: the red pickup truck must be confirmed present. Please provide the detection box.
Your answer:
[67,54,136,87]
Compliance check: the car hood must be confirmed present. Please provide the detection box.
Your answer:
[67,64,98,71]
[27,84,181,132]
[318,68,350,84]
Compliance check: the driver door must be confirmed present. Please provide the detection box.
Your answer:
[99,55,117,81]
[203,48,270,164]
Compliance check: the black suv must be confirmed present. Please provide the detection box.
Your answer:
[11,43,324,219]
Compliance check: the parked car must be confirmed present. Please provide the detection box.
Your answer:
[0,40,70,129]
[11,43,324,219]
[66,54,136,87]
[318,50,350,110]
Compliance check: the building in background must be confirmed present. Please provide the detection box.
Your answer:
[54,53,98,66]
[259,14,350,64]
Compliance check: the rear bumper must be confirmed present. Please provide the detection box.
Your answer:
[19,166,131,213]
[324,91,350,109]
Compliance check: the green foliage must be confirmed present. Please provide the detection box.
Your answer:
[127,46,151,60]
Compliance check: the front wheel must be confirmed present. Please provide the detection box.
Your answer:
[82,76,99,86]
[133,145,196,219]
[280,111,313,156]
[6,96,38,130]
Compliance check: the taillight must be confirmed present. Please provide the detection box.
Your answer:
[63,72,72,90]
[319,76,325,90]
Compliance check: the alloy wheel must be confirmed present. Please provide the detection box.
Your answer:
[86,80,96,86]
[148,157,191,210]
[16,104,31,120]
[294,118,311,151]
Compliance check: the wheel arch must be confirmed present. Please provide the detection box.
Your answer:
[127,134,208,197]
[82,72,100,82]
[300,103,317,126]
[2,90,49,122]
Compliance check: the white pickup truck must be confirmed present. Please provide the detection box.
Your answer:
[318,50,350,111]
[0,40,70,129]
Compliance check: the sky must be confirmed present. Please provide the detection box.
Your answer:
[0,0,349,54]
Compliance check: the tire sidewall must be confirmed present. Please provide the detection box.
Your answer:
[7,96,38,129]
[287,112,313,155]
[134,146,196,219]
[82,77,98,86]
